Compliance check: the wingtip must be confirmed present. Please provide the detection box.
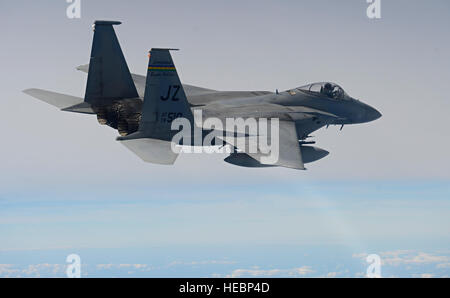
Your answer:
[75,64,89,72]
[22,88,36,94]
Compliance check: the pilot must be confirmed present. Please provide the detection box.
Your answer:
[322,83,334,98]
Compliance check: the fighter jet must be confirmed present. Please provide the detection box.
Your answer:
[23,21,381,170]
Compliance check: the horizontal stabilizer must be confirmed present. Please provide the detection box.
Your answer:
[118,137,178,165]
[61,102,95,114]
[23,89,94,113]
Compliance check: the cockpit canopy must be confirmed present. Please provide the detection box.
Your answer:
[297,82,351,100]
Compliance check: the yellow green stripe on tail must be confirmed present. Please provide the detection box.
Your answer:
[148,66,176,71]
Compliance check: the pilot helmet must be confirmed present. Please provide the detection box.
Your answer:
[324,83,333,90]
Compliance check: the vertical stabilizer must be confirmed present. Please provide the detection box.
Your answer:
[116,48,193,164]
[139,48,194,135]
[84,20,138,104]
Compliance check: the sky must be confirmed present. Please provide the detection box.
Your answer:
[0,0,449,277]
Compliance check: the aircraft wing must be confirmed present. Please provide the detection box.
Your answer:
[23,88,95,114]
[217,120,305,170]
[198,103,340,170]
[274,120,304,169]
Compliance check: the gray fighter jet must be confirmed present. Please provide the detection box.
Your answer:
[23,21,381,170]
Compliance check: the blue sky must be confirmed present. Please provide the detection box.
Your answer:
[1,180,449,277]
[1,0,449,277]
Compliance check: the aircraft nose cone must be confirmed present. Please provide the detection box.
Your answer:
[365,105,382,122]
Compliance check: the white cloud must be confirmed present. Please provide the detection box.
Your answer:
[168,260,236,267]
[404,252,449,265]
[0,263,67,278]
[133,264,148,269]
[418,273,434,278]
[226,266,313,278]
[352,253,368,259]
[326,272,339,278]
[96,263,150,271]
[96,264,114,270]
[353,250,450,266]
[380,251,450,266]
[0,265,20,277]
[352,250,450,277]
